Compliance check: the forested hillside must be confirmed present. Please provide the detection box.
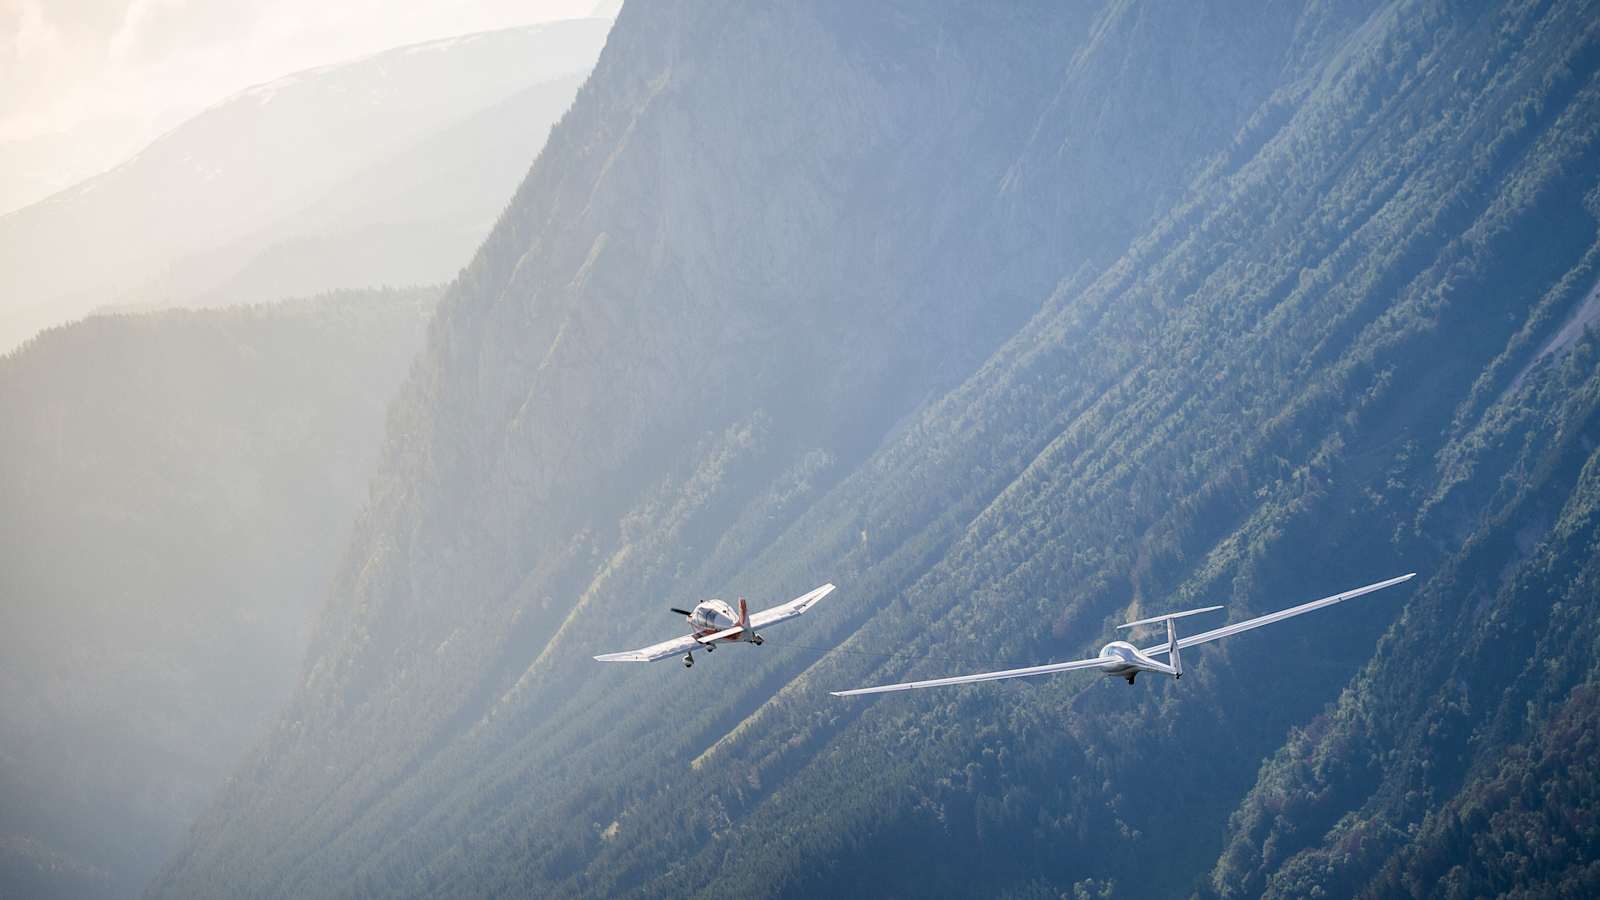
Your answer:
[0,288,438,899]
[151,1,1600,897]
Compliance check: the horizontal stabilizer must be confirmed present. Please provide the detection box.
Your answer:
[1118,605,1223,630]
[696,625,744,644]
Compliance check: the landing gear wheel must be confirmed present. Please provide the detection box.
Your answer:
[705,642,715,652]
[1125,672,1137,685]
[683,652,694,668]
[752,634,764,646]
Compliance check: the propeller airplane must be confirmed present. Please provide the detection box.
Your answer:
[596,583,836,668]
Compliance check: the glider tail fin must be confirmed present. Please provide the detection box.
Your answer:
[1119,605,1221,679]
[1167,617,1182,679]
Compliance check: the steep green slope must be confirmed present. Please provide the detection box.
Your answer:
[152,0,1600,898]
[1205,343,1600,897]
[0,288,437,898]
[1209,301,1600,896]
[598,2,1600,896]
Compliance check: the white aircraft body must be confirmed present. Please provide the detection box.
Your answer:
[596,583,836,668]
[831,573,1415,697]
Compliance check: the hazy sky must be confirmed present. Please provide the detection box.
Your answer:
[0,0,606,211]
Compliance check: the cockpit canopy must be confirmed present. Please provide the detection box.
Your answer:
[1099,641,1139,661]
[694,599,737,627]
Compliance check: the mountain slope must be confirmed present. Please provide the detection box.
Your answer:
[0,18,611,353]
[1209,338,1600,898]
[169,72,591,311]
[0,288,438,899]
[152,1,1600,898]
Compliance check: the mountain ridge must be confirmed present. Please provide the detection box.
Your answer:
[0,18,612,354]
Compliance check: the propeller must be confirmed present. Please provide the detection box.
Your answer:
[670,607,694,617]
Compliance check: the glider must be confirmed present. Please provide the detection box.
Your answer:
[596,583,835,668]
[831,573,1414,696]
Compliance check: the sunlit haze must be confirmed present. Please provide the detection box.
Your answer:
[3,4,1595,899]
[0,0,604,211]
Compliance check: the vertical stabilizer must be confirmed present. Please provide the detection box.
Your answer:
[1119,605,1219,679]
[1167,617,1182,679]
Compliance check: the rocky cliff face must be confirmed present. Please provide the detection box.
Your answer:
[150,1,1600,897]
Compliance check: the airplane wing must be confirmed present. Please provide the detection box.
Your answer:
[1140,572,1416,657]
[594,633,702,663]
[748,583,836,629]
[830,654,1109,697]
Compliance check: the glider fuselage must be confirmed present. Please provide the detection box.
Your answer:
[1094,640,1174,683]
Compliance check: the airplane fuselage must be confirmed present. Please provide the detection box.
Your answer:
[688,599,743,639]
[676,598,765,667]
